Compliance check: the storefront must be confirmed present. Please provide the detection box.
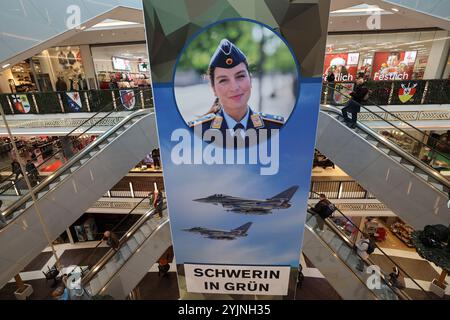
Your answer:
[377,128,450,172]
[324,30,442,82]
[0,46,88,94]
[0,60,38,94]
[90,43,151,90]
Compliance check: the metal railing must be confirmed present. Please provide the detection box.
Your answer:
[308,191,432,299]
[0,88,153,115]
[0,108,151,226]
[322,84,450,186]
[321,79,450,106]
[0,88,152,202]
[81,204,168,297]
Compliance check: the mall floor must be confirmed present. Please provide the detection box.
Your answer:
[0,236,448,300]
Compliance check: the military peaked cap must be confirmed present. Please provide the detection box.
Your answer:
[209,39,247,69]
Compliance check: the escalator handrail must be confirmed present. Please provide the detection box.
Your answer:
[320,105,450,192]
[303,213,381,300]
[81,206,168,290]
[0,89,151,191]
[309,191,431,298]
[80,197,149,270]
[305,210,410,300]
[0,109,152,225]
[323,83,449,163]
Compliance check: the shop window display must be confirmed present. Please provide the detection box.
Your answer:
[97,71,151,90]
[9,60,38,92]
[45,47,87,92]
[91,44,151,90]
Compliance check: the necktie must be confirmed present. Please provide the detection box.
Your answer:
[233,123,245,147]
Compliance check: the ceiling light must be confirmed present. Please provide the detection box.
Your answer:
[391,8,399,12]
[80,26,86,30]
[2,64,10,69]
[90,20,140,29]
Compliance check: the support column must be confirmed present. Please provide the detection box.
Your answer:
[66,228,75,244]
[423,31,450,79]
[79,45,97,90]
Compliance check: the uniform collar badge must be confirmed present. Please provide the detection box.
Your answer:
[251,114,264,129]
[211,115,223,129]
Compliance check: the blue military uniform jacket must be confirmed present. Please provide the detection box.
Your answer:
[188,108,284,148]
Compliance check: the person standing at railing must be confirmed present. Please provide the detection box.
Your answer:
[341,77,369,129]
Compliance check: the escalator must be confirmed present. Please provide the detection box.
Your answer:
[0,108,158,288]
[302,202,431,300]
[317,105,450,229]
[80,208,171,299]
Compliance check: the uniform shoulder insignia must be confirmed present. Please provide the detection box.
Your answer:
[258,112,285,124]
[188,113,216,127]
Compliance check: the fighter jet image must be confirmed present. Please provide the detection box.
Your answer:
[193,185,299,214]
[182,222,252,240]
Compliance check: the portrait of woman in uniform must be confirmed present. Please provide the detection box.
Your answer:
[174,20,298,148]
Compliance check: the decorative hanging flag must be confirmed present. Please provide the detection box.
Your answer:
[12,94,31,113]
[66,92,82,112]
[120,90,136,110]
[398,82,417,103]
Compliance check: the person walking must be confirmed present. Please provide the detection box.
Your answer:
[342,77,369,129]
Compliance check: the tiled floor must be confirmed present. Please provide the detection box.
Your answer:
[22,252,52,272]
[370,255,440,282]
[2,229,449,300]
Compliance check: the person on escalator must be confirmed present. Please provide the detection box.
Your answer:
[355,233,375,272]
[311,193,335,232]
[103,230,121,262]
[388,266,406,290]
[341,77,369,129]
[25,160,39,186]
[11,160,22,181]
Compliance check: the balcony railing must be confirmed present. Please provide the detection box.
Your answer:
[0,88,153,115]
[321,79,450,106]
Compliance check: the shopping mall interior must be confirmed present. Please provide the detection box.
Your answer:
[0,0,449,301]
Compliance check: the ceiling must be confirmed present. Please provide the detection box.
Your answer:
[0,1,448,69]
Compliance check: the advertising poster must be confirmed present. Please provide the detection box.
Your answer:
[143,0,330,298]
[323,53,359,82]
[371,51,417,81]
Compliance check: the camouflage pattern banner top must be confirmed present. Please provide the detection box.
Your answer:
[143,0,330,299]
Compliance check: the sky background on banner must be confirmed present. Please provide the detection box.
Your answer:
[173,20,297,124]
[153,78,321,266]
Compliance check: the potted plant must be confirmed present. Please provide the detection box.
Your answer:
[411,224,450,298]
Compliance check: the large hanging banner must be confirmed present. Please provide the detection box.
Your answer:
[143,0,330,298]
